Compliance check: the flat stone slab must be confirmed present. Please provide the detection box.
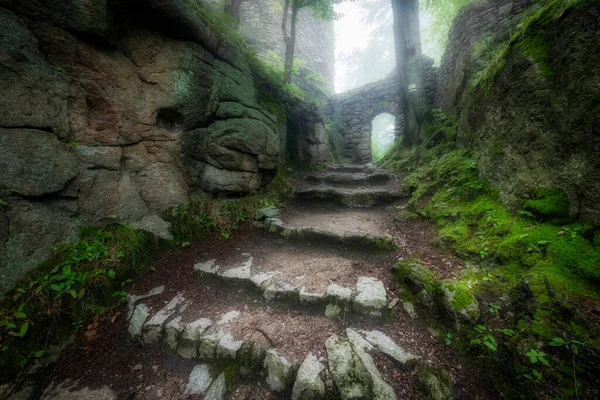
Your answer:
[220,257,252,281]
[354,277,387,316]
[178,318,213,359]
[126,286,164,320]
[299,287,326,304]
[195,259,220,275]
[327,284,353,302]
[164,316,184,350]
[263,281,300,301]
[143,294,186,344]
[361,330,420,365]
[251,272,278,288]
[185,364,213,396]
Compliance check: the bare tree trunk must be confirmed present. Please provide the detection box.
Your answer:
[224,0,243,25]
[391,0,428,147]
[283,0,298,84]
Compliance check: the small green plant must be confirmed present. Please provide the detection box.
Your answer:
[470,325,498,353]
[445,332,454,346]
[479,241,490,259]
[489,304,501,313]
[526,349,550,367]
[524,368,543,382]
[0,199,7,206]
[482,273,495,282]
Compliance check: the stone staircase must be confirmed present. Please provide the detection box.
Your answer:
[125,164,427,399]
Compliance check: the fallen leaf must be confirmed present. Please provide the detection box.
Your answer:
[422,261,433,266]
[111,312,122,324]
[557,231,565,236]
[84,329,97,341]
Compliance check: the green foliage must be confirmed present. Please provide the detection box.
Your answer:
[445,332,454,345]
[0,225,152,375]
[170,167,295,243]
[524,188,570,221]
[470,0,594,96]
[527,349,550,366]
[387,108,600,397]
[470,324,498,353]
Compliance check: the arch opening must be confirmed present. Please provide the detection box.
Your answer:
[371,113,396,161]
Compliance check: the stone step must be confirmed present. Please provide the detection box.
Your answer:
[127,289,421,399]
[303,171,393,187]
[328,164,370,173]
[262,217,397,253]
[295,186,400,208]
[194,255,392,318]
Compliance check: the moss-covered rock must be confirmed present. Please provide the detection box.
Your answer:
[524,188,570,222]
[440,281,480,325]
[415,366,454,400]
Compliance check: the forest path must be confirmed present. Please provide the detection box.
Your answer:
[39,165,495,400]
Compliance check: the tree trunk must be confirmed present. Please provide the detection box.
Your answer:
[283,0,292,83]
[391,0,428,147]
[224,0,243,25]
[283,0,298,84]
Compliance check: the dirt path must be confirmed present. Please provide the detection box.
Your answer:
[38,164,496,400]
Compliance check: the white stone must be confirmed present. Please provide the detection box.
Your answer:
[198,332,225,360]
[263,282,300,301]
[325,335,370,399]
[361,330,420,365]
[354,277,387,316]
[327,284,353,302]
[204,372,226,400]
[217,332,244,359]
[126,286,164,320]
[346,328,374,352]
[184,364,212,396]
[299,287,326,304]
[194,259,219,274]
[403,302,417,319]
[291,353,326,400]
[217,310,241,325]
[250,272,278,288]
[128,303,149,338]
[164,316,184,350]
[143,294,185,344]
[325,303,343,318]
[220,257,252,281]
[264,349,292,392]
[178,318,213,359]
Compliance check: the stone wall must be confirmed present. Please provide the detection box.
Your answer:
[327,59,438,163]
[439,0,600,222]
[239,0,335,91]
[0,0,295,294]
[436,0,537,113]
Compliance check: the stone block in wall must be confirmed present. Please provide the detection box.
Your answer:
[0,9,70,134]
[200,163,262,193]
[1,199,78,293]
[0,129,78,197]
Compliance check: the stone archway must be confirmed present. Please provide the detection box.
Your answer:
[326,59,437,163]
[327,70,402,163]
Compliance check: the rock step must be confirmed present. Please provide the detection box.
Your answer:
[194,256,391,318]
[296,186,400,208]
[261,216,397,253]
[328,164,370,173]
[303,171,393,187]
[127,290,421,399]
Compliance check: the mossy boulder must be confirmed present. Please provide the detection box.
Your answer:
[415,366,454,400]
[440,281,480,325]
[524,189,570,223]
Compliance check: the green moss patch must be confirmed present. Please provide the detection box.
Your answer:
[386,109,600,398]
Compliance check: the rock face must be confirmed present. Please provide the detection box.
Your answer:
[326,64,437,163]
[439,0,600,223]
[0,0,310,293]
